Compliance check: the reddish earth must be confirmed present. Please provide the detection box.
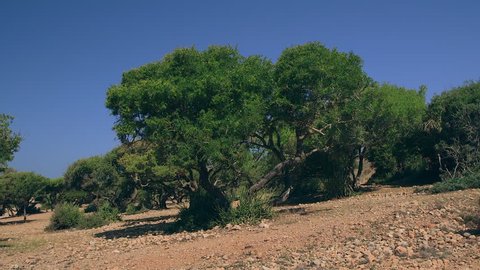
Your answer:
[1,186,479,269]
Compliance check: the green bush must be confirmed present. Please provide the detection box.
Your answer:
[430,171,480,194]
[217,187,274,225]
[47,202,121,231]
[59,190,90,205]
[97,202,121,222]
[47,203,82,230]
[125,203,142,215]
[78,213,108,229]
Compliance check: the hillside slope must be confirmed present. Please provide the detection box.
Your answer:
[1,186,479,270]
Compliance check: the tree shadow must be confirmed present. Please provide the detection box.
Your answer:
[95,220,177,239]
[284,184,381,206]
[374,170,438,188]
[457,229,480,236]
[0,220,33,226]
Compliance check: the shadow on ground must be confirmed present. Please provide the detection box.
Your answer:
[0,220,33,226]
[458,229,480,236]
[95,219,177,239]
[284,184,381,206]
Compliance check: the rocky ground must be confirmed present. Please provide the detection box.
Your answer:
[1,186,479,270]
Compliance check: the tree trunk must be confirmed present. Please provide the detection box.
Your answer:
[275,185,293,205]
[158,193,168,209]
[23,204,27,222]
[353,146,365,189]
[249,149,319,194]
[198,161,229,209]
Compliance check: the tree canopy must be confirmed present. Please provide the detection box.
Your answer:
[0,114,22,172]
[425,81,480,179]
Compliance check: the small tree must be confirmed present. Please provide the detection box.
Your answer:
[0,114,22,173]
[0,172,46,221]
[41,177,65,210]
[63,154,128,207]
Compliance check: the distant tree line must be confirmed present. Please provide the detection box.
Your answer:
[1,42,479,228]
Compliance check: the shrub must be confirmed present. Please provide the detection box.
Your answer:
[47,203,82,230]
[124,203,142,215]
[78,213,108,229]
[430,171,480,194]
[217,187,274,225]
[47,202,120,231]
[97,202,121,222]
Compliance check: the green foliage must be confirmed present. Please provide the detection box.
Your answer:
[96,202,121,222]
[360,84,427,179]
[125,203,142,215]
[217,187,274,225]
[62,152,131,209]
[78,213,108,229]
[59,190,90,205]
[0,172,47,217]
[47,202,120,231]
[429,170,480,194]
[47,203,82,230]
[40,177,64,210]
[425,81,480,180]
[107,45,274,209]
[0,114,22,172]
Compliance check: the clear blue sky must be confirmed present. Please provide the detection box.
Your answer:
[1,1,479,178]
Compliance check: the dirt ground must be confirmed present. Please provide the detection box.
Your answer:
[1,186,479,270]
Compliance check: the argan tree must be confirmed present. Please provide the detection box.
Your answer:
[248,42,372,197]
[0,172,46,221]
[106,46,273,210]
[0,114,22,173]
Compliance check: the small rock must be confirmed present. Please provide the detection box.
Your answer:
[112,249,121,254]
[463,232,471,238]
[395,246,408,257]
[232,225,241,230]
[259,222,270,229]
[358,257,369,265]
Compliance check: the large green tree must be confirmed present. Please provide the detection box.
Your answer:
[424,81,480,179]
[106,46,273,208]
[248,42,372,197]
[358,84,427,180]
[0,114,22,172]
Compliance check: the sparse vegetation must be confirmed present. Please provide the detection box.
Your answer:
[429,171,480,194]
[2,44,479,234]
[217,187,274,225]
[47,202,120,231]
[47,203,82,230]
